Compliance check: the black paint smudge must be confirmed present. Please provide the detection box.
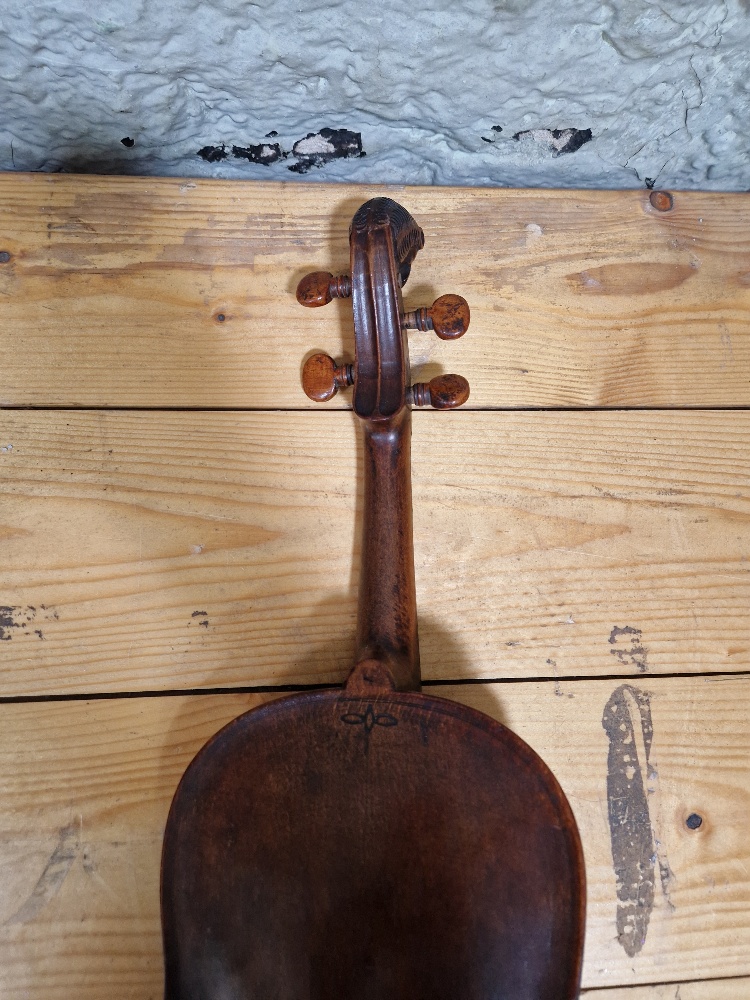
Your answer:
[197,144,228,163]
[0,605,36,640]
[0,605,58,641]
[481,124,504,143]
[191,610,210,629]
[512,127,593,156]
[232,142,286,166]
[0,606,16,641]
[602,683,655,957]
[609,625,649,672]
[6,822,80,925]
[288,128,365,174]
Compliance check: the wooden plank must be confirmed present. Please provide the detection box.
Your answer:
[0,675,748,996]
[582,979,750,998]
[1,174,748,409]
[1,409,748,695]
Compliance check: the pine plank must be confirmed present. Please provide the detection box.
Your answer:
[582,979,750,998]
[0,409,748,695]
[0,675,748,996]
[1,174,748,409]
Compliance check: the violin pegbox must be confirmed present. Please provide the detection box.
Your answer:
[297,200,471,411]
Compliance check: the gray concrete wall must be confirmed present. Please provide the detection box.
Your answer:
[1,0,748,189]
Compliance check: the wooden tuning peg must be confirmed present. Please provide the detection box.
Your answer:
[302,353,354,402]
[403,293,470,340]
[296,271,352,307]
[410,374,470,409]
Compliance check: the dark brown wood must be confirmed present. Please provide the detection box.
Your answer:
[161,197,585,1000]
[162,689,585,1000]
[355,409,419,691]
[296,270,352,306]
[411,373,471,408]
[403,293,470,339]
[346,199,427,691]
[301,352,354,401]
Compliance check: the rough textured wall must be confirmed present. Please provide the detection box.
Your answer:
[0,0,748,189]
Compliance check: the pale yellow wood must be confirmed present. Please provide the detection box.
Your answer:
[0,675,748,996]
[582,978,750,998]
[1,174,748,408]
[0,409,748,695]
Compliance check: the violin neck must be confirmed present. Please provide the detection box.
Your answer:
[354,407,420,692]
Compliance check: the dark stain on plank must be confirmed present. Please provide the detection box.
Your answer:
[6,821,80,925]
[609,625,648,672]
[0,605,58,641]
[191,610,210,628]
[602,683,656,957]
[0,605,37,641]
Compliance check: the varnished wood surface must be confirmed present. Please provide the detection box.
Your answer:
[0,409,748,695]
[1,174,749,409]
[0,676,748,996]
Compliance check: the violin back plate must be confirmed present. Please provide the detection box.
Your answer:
[162,689,584,1000]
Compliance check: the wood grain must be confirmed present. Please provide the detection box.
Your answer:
[582,979,750,998]
[0,409,748,695]
[0,675,748,996]
[1,174,748,409]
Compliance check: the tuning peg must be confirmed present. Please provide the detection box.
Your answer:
[403,294,470,340]
[296,271,352,307]
[410,374,470,409]
[302,353,354,402]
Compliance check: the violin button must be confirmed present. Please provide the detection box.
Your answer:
[296,271,352,307]
[302,353,354,402]
[411,374,470,409]
[402,294,470,340]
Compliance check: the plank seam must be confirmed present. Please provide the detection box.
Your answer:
[1,669,748,705]
[582,971,750,992]
[3,405,750,413]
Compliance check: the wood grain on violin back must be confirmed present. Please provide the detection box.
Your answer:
[162,688,583,999]
[1,175,748,408]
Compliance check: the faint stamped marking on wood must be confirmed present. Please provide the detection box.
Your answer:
[5,821,80,925]
[341,704,398,754]
[609,625,648,672]
[0,604,59,642]
[602,683,675,957]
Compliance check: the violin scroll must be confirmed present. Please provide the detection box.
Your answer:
[298,199,471,415]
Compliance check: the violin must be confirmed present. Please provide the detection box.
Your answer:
[161,198,585,999]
